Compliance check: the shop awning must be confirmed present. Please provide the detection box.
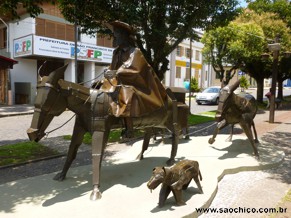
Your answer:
[0,55,18,69]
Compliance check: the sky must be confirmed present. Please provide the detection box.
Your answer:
[239,0,248,8]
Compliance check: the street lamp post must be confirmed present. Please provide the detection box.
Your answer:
[268,37,281,123]
[189,38,192,113]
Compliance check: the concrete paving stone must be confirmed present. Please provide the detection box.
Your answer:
[0,102,291,217]
[0,135,285,218]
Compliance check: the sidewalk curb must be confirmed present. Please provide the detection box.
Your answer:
[0,112,34,118]
[0,153,66,170]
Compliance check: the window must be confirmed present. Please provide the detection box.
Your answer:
[56,23,66,40]
[66,24,74,41]
[176,46,181,56]
[195,50,201,61]
[35,18,75,41]
[195,69,199,80]
[0,28,7,49]
[176,46,184,57]
[186,48,191,58]
[46,20,57,38]
[176,67,181,78]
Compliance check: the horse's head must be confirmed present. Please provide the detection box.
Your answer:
[27,65,68,142]
[215,80,240,122]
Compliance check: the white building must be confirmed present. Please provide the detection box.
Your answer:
[0,4,218,105]
[0,3,113,105]
[165,36,214,91]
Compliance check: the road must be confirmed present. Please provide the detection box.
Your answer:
[188,88,291,115]
[1,88,291,145]
[0,111,75,146]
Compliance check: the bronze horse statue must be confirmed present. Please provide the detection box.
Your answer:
[27,65,189,200]
[208,80,259,157]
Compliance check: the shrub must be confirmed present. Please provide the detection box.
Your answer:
[240,76,250,91]
[190,77,200,92]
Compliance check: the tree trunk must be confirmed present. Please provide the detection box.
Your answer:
[277,80,283,100]
[256,78,264,103]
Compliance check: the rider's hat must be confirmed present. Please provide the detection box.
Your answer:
[105,20,134,35]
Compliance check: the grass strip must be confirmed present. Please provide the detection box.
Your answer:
[0,141,59,166]
[63,114,215,144]
[0,113,215,167]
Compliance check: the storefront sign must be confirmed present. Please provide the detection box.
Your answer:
[13,35,113,63]
[14,35,33,57]
[176,60,202,69]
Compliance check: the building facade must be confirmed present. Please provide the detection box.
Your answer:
[0,55,17,105]
[2,4,263,105]
[0,3,113,105]
[165,37,215,91]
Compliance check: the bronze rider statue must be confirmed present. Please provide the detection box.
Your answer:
[99,21,168,138]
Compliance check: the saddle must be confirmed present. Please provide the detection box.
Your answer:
[99,48,169,118]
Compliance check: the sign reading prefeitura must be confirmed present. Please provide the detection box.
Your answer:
[13,34,113,63]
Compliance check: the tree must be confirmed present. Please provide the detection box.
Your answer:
[0,0,54,19]
[246,0,291,99]
[57,0,240,81]
[202,8,291,102]
[236,9,291,101]
[242,58,272,102]
[1,0,240,81]
[201,26,237,85]
[247,0,291,28]
[201,21,265,87]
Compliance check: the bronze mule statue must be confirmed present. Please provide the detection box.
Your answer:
[208,80,259,157]
[27,65,189,200]
[147,159,203,207]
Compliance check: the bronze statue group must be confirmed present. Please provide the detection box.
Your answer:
[27,21,259,207]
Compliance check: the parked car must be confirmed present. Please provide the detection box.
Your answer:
[196,86,221,105]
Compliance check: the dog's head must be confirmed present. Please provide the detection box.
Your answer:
[147,166,170,191]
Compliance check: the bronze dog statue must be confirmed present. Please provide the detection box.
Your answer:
[147,160,203,207]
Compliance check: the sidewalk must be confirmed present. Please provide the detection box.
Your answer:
[0,104,34,117]
[0,103,290,217]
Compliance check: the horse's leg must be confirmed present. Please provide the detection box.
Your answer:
[184,126,190,140]
[151,128,159,142]
[239,121,259,158]
[54,117,86,181]
[90,128,110,200]
[136,128,153,161]
[251,121,259,143]
[208,119,227,144]
[161,128,165,144]
[167,123,179,166]
[167,100,179,166]
[225,124,234,142]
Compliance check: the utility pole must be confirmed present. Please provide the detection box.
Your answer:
[268,36,280,123]
[189,37,192,113]
[74,0,78,82]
